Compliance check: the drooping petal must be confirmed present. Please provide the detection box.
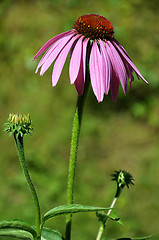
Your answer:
[110,41,134,91]
[35,47,52,73]
[74,38,89,96]
[89,41,104,102]
[69,36,84,84]
[106,43,119,102]
[124,62,134,90]
[108,41,127,95]
[40,33,75,75]
[98,40,106,93]
[105,51,112,95]
[112,38,130,58]
[74,54,85,96]
[52,35,80,87]
[33,30,76,60]
[112,39,148,84]
[98,39,112,95]
[82,38,89,82]
[35,36,70,74]
[110,69,119,103]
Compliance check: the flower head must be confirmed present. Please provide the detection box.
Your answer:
[4,113,33,137]
[111,170,134,197]
[33,14,148,102]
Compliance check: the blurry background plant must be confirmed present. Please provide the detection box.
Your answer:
[0,0,159,239]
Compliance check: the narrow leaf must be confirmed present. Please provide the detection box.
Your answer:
[41,227,63,240]
[0,229,33,239]
[131,235,155,240]
[111,234,155,240]
[0,220,36,239]
[43,204,110,223]
[96,209,123,226]
[109,209,123,225]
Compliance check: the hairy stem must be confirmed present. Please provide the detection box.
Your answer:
[65,42,91,240]
[65,78,90,240]
[14,134,41,239]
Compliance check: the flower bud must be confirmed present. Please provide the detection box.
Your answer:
[4,113,33,137]
[14,114,19,124]
[111,170,134,198]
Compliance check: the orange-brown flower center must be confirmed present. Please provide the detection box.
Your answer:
[74,14,114,40]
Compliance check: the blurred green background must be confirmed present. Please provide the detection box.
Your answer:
[0,0,159,239]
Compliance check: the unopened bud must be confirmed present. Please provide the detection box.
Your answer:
[111,170,134,198]
[4,113,33,137]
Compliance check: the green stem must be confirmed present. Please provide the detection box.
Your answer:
[65,78,90,240]
[14,134,41,239]
[106,197,118,217]
[96,197,118,240]
[96,221,105,240]
[65,42,91,240]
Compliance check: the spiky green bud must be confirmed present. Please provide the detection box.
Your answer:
[111,170,134,197]
[4,113,33,137]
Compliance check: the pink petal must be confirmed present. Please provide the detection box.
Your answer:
[40,33,75,75]
[105,43,119,102]
[74,38,89,95]
[110,70,119,103]
[52,35,80,87]
[82,38,89,82]
[108,41,127,95]
[112,39,148,84]
[35,47,52,73]
[35,35,72,74]
[89,41,104,102]
[124,62,134,90]
[112,38,130,58]
[98,40,112,95]
[69,36,84,84]
[33,30,76,60]
[74,56,85,96]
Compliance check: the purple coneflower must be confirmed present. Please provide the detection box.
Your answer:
[33,14,148,102]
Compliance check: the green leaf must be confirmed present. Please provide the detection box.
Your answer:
[131,235,155,240]
[41,227,63,240]
[109,209,123,225]
[0,220,36,239]
[111,234,155,240]
[96,209,123,226]
[43,204,110,223]
[0,229,33,239]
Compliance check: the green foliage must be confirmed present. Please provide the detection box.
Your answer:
[0,229,33,239]
[96,209,123,226]
[42,204,110,223]
[108,210,123,225]
[0,219,36,239]
[41,227,63,240]
[115,235,154,240]
[102,234,155,239]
